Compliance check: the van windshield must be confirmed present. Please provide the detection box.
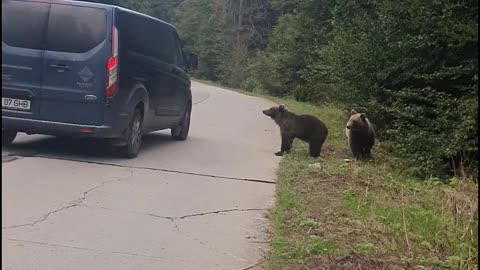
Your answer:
[2,1,106,53]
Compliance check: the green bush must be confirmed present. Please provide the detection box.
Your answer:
[254,0,478,178]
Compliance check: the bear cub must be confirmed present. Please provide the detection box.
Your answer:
[345,109,375,160]
[262,105,328,158]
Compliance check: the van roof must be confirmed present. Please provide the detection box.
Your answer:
[52,0,176,30]
[114,6,176,30]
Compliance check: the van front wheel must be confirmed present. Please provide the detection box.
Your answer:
[171,104,191,141]
[122,108,143,158]
[2,129,17,146]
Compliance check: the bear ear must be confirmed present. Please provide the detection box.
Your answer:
[360,113,367,121]
[279,104,286,112]
[350,109,357,115]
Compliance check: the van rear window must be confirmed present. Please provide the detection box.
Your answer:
[2,2,107,53]
[46,4,107,53]
[2,0,50,50]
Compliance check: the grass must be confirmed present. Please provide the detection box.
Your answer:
[193,79,478,269]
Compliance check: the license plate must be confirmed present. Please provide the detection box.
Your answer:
[2,97,31,111]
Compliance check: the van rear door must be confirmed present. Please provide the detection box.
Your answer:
[2,0,50,120]
[41,3,111,126]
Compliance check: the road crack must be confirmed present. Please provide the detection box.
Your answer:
[3,237,172,261]
[84,205,259,264]
[2,170,134,230]
[145,213,181,232]
[83,206,267,232]
[28,155,276,184]
[95,207,268,222]
[2,204,79,230]
[173,208,268,220]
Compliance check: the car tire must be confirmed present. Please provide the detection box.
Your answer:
[2,129,17,146]
[122,108,143,158]
[171,103,191,141]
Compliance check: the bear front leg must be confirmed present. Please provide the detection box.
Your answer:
[349,140,363,160]
[363,147,373,160]
[309,141,322,158]
[276,133,293,156]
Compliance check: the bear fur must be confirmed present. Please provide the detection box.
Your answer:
[262,105,328,158]
[345,109,375,160]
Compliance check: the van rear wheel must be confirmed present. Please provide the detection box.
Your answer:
[122,108,143,158]
[171,104,191,141]
[2,129,17,146]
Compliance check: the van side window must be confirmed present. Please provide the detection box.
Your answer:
[172,33,185,68]
[117,9,175,65]
[2,1,50,50]
[46,5,106,53]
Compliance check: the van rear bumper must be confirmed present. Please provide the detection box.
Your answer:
[2,116,123,138]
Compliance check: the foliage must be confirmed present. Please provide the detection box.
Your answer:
[250,0,479,178]
[176,0,276,84]
[321,0,478,178]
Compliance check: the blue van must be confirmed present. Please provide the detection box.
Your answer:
[2,0,198,158]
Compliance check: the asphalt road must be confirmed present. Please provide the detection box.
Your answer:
[2,81,281,270]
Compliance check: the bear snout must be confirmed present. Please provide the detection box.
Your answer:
[346,125,351,129]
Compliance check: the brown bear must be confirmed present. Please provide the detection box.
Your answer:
[345,109,375,160]
[262,104,328,158]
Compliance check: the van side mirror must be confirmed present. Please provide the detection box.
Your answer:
[186,53,198,71]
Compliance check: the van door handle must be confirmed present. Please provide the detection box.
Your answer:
[50,64,70,70]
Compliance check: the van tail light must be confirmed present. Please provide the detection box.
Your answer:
[106,26,119,97]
